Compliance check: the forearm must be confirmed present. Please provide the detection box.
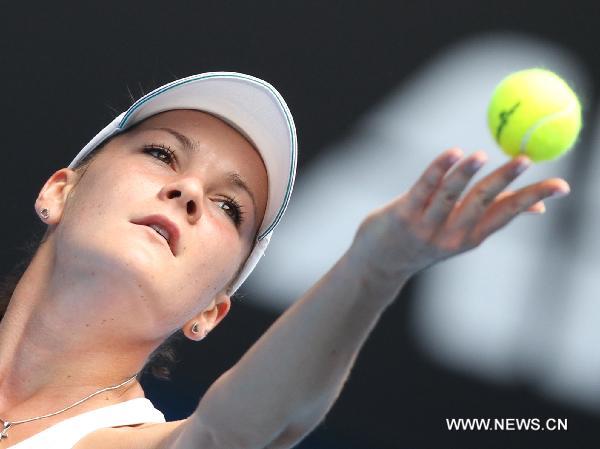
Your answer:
[192,248,408,448]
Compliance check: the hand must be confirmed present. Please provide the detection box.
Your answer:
[349,148,571,282]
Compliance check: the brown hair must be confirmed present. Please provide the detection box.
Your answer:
[0,128,248,381]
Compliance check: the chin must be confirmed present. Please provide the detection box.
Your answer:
[58,225,166,287]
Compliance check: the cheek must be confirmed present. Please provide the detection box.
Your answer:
[182,223,244,288]
[68,162,141,209]
[53,163,160,268]
[160,248,241,327]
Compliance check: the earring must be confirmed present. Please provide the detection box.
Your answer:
[191,322,207,340]
[39,208,49,220]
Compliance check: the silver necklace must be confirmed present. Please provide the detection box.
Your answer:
[0,372,139,441]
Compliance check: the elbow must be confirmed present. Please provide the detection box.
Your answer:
[184,411,278,449]
[183,411,319,449]
[264,403,332,449]
[264,421,322,449]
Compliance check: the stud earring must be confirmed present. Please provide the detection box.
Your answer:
[39,208,49,220]
[191,322,208,340]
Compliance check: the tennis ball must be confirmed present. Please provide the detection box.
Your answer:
[487,68,582,162]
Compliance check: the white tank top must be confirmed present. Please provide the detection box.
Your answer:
[6,398,166,449]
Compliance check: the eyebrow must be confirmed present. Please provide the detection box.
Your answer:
[147,127,258,225]
[154,127,195,152]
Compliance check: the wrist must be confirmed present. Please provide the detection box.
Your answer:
[342,244,412,307]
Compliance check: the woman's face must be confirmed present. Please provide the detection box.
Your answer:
[41,109,268,338]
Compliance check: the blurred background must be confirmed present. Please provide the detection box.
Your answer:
[1,1,599,447]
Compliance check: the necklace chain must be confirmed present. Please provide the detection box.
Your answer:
[0,372,139,440]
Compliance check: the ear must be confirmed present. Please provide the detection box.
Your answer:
[183,291,231,342]
[34,168,80,225]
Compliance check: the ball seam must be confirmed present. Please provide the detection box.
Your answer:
[519,98,579,154]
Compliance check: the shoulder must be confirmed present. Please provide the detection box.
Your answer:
[72,418,189,449]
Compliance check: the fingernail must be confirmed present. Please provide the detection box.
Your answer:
[468,158,485,171]
[447,152,462,165]
[525,204,546,214]
[549,188,570,198]
[513,158,531,175]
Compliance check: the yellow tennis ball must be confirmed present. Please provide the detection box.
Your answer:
[487,68,582,162]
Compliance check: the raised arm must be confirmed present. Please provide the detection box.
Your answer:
[170,148,569,449]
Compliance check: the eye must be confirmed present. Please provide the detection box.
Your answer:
[217,195,245,227]
[143,144,176,166]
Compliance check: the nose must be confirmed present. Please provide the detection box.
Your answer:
[159,176,204,224]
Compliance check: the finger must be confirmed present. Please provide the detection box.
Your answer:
[525,200,546,214]
[421,151,488,226]
[405,148,464,213]
[447,154,532,230]
[495,191,545,213]
[472,178,570,241]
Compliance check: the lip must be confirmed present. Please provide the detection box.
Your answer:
[131,214,180,256]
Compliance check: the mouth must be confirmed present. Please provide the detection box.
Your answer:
[131,215,180,256]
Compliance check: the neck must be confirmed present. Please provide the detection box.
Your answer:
[0,241,159,416]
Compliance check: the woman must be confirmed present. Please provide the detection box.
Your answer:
[0,71,569,449]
